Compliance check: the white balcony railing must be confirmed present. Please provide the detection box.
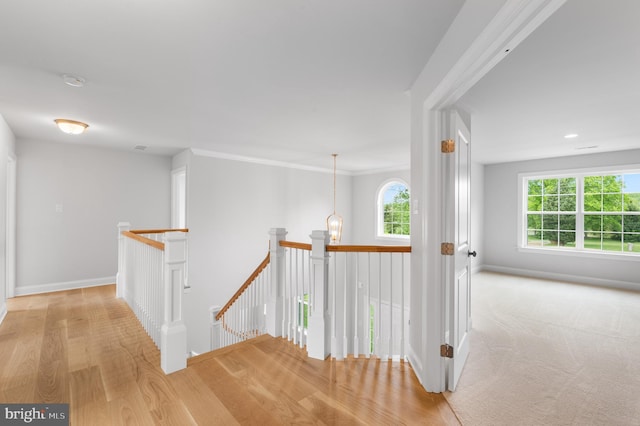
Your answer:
[116,222,188,374]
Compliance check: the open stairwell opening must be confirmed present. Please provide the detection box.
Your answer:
[212,228,411,362]
[117,224,411,376]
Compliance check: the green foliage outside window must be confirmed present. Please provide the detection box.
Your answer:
[526,173,640,252]
[583,175,640,247]
[383,185,410,236]
[527,177,576,247]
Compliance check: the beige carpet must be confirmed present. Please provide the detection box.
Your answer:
[444,272,640,426]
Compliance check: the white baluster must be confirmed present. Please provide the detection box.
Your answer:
[343,252,348,359]
[388,253,393,361]
[287,248,292,341]
[297,249,303,347]
[331,253,337,358]
[377,252,381,359]
[401,253,405,361]
[365,252,371,358]
[292,249,298,345]
[354,252,359,358]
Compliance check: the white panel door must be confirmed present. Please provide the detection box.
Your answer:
[445,110,473,391]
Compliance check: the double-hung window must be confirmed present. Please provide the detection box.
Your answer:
[522,168,640,255]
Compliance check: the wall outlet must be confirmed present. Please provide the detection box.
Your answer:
[55,204,63,213]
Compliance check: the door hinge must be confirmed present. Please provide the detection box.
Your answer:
[441,139,455,153]
[441,242,454,256]
[440,344,454,358]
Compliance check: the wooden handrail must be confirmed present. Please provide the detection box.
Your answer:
[123,228,189,251]
[280,240,410,253]
[215,252,271,321]
[130,228,189,234]
[279,241,312,251]
[327,245,411,253]
[122,231,165,251]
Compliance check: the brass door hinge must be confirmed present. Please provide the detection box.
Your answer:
[440,344,454,358]
[441,139,455,153]
[441,242,454,256]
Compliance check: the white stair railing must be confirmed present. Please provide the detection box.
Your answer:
[279,241,312,349]
[272,229,411,361]
[327,249,410,361]
[214,228,410,363]
[211,252,270,350]
[116,222,188,374]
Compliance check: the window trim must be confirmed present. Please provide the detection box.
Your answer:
[376,178,410,241]
[518,164,640,258]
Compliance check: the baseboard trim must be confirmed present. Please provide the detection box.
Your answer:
[471,263,484,275]
[407,345,424,385]
[15,276,116,296]
[482,265,640,292]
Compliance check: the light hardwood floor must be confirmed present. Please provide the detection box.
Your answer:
[0,285,460,425]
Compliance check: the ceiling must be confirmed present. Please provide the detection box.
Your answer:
[1,1,638,173]
[0,0,463,172]
[458,0,640,165]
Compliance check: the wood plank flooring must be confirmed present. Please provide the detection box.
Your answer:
[0,285,460,425]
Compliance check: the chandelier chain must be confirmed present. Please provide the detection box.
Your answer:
[332,153,337,214]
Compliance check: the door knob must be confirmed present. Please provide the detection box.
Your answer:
[468,250,477,257]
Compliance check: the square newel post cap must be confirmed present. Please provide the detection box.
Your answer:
[269,228,288,237]
[310,230,329,258]
[310,230,329,242]
[269,228,287,253]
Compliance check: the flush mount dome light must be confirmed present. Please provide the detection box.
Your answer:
[62,74,86,87]
[564,133,579,139]
[54,119,89,135]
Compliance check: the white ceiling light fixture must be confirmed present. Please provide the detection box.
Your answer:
[62,74,86,88]
[54,119,89,135]
[564,133,579,139]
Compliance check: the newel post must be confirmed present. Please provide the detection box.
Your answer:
[307,230,331,360]
[116,222,131,299]
[267,228,287,337]
[161,231,188,374]
[209,305,222,351]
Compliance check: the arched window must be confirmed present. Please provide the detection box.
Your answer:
[377,180,410,238]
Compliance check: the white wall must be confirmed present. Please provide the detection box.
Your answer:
[0,115,16,324]
[351,169,410,245]
[182,152,353,354]
[484,149,640,289]
[16,139,171,294]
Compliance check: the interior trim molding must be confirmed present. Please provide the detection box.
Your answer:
[0,303,7,325]
[407,346,424,381]
[15,276,116,297]
[190,148,352,175]
[482,265,640,292]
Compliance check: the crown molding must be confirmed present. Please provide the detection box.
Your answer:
[190,148,356,175]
